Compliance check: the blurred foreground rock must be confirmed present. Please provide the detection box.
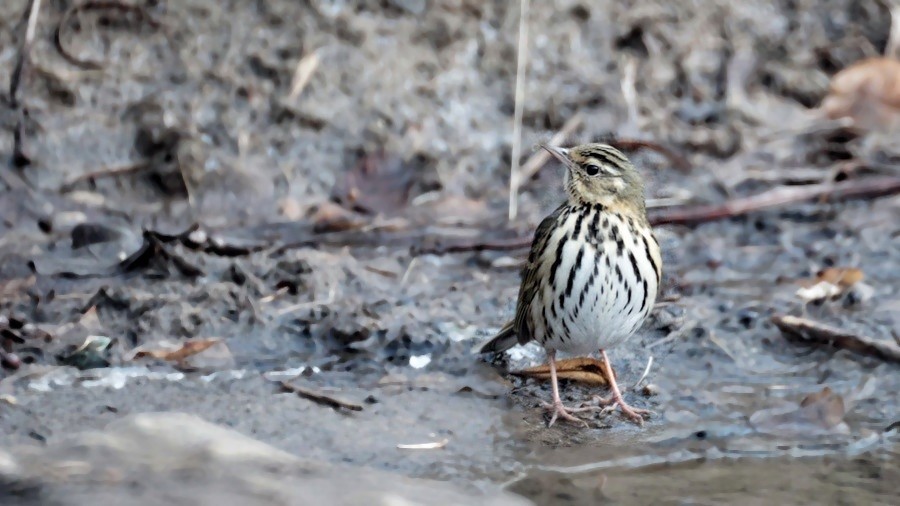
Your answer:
[0,412,531,506]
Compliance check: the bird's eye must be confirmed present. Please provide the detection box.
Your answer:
[585,164,601,176]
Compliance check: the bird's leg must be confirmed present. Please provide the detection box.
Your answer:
[596,349,651,424]
[540,350,598,427]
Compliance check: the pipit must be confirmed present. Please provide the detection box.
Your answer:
[481,143,662,426]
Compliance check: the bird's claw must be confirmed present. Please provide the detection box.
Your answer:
[586,394,652,425]
[541,400,599,427]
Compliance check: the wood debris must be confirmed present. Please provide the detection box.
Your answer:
[279,381,363,412]
[772,315,900,364]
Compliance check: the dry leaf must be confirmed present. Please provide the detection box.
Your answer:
[0,275,36,298]
[512,357,612,386]
[331,151,415,215]
[413,194,490,226]
[822,57,900,131]
[814,267,864,287]
[131,338,221,363]
[796,267,864,302]
[750,386,848,436]
[288,50,320,100]
[309,201,366,233]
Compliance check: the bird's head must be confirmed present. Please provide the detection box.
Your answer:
[542,143,646,212]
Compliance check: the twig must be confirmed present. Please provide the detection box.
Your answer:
[9,0,42,105]
[55,1,160,70]
[887,3,900,59]
[518,112,584,182]
[648,176,900,226]
[621,57,639,125]
[59,161,149,192]
[279,380,363,411]
[507,0,531,221]
[520,129,691,184]
[609,139,692,172]
[631,355,653,390]
[399,257,418,286]
[772,315,900,364]
[259,287,289,304]
[646,331,682,351]
[8,0,43,168]
[414,236,530,256]
[274,285,337,317]
[204,174,900,258]
[373,176,900,255]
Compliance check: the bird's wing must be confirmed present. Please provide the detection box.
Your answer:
[512,204,567,345]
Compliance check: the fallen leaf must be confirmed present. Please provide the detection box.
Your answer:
[750,386,848,436]
[331,151,415,215]
[413,193,491,226]
[813,267,864,287]
[130,338,221,363]
[796,267,864,302]
[278,197,304,221]
[309,201,366,233]
[821,57,900,131]
[0,276,36,298]
[288,50,320,100]
[512,357,612,386]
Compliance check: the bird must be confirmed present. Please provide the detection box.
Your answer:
[480,142,662,427]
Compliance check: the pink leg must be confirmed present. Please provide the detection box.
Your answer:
[599,349,650,425]
[540,350,599,427]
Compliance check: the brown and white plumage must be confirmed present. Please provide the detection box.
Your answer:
[480,143,662,426]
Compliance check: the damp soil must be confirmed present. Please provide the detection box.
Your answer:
[2,1,899,505]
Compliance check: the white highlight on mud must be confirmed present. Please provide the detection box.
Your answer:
[26,366,249,391]
[409,354,431,369]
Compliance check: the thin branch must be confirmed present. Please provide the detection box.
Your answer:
[55,1,160,70]
[415,176,900,255]
[773,315,900,364]
[648,176,900,226]
[518,112,584,182]
[59,161,149,192]
[610,139,691,172]
[8,0,42,168]
[279,381,363,412]
[507,0,531,221]
[413,236,530,256]
[9,0,42,105]
[631,355,653,390]
[887,3,900,59]
[621,57,639,125]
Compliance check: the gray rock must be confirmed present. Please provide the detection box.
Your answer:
[1,412,531,506]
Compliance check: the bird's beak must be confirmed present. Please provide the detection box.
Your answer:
[540,144,572,168]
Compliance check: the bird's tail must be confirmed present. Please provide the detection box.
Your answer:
[476,321,518,354]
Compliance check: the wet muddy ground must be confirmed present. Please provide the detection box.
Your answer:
[2,0,900,504]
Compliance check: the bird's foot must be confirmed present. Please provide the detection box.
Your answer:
[540,399,599,428]
[589,394,651,425]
